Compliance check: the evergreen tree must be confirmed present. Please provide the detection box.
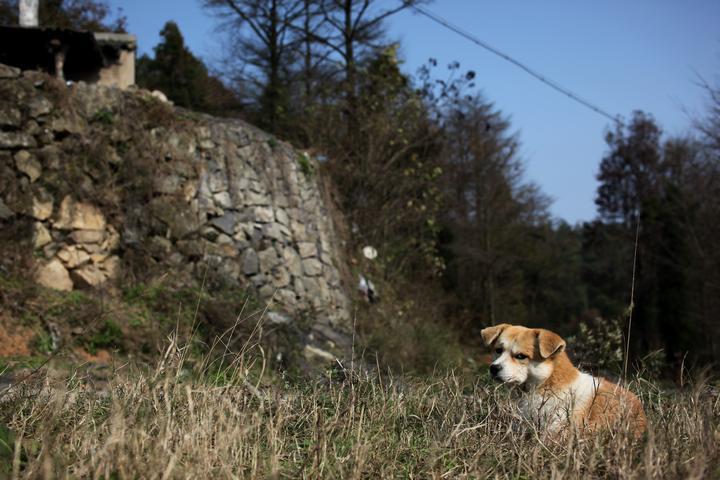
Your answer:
[136,21,240,115]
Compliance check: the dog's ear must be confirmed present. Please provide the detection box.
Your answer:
[536,329,566,358]
[481,323,511,346]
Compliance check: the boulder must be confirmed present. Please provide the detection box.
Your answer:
[302,258,323,276]
[30,194,53,220]
[69,229,105,244]
[33,222,52,248]
[0,106,22,128]
[14,151,42,182]
[258,247,280,272]
[241,249,259,275]
[0,63,21,78]
[54,196,106,231]
[0,132,36,149]
[57,245,91,268]
[71,264,107,288]
[298,242,318,259]
[36,259,73,291]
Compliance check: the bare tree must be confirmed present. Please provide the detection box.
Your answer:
[204,0,305,132]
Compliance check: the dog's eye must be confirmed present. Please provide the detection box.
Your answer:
[495,347,503,354]
[514,353,528,360]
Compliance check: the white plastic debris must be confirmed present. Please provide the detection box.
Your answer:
[362,246,378,260]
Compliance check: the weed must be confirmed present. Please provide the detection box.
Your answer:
[86,319,123,354]
[92,108,115,125]
[297,151,315,176]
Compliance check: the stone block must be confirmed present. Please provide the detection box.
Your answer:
[258,247,280,272]
[210,212,238,235]
[54,196,106,231]
[298,242,318,259]
[69,229,105,244]
[0,131,36,149]
[302,258,323,276]
[57,245,91,268]
[71,264,107,289]
[241,248,259,275]
[36,259,73,291]
[33,222,52,248]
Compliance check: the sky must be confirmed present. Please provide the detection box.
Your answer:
[106,0,720,223]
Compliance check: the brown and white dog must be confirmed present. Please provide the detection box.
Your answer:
[481,323,646,437]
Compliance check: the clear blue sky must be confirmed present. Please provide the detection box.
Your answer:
[108,0,720,223]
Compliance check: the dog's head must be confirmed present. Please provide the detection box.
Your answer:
[480,324,566,387]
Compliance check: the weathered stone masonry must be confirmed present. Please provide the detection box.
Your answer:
[0,63,352,353]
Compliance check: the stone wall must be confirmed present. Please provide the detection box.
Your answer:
[0,64,352,354]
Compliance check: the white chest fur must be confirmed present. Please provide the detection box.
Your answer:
[519,372,599,432]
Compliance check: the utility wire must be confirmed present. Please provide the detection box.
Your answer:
[409,4,622,125]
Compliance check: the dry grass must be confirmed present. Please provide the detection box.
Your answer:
[1,333,718,480]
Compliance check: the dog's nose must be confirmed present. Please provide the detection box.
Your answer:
[490,364,501,378]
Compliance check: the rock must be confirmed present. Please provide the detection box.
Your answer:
[54,196,106,231]
[101,225,120,251]
[281,247,302,276]
[150,90,171,103]
[100,256,121,278]
[271,266,291,288]
[69,229,105,244]
[266,311,292,325]
[275,208,289,226]
[216,233,233,245]
[153,174,182,194]
[210,212,238,235]
[28,96,52,117]
[258,247,280,272]
[48,114,84,135]
[241,249,259,275]
[0,198,14,220]
[263,222,284,241]
[57,245,91,268]
[31,193,53,220]
[33,222,52,248]
[0,132,36,149]
[245,191,270,206]
[290,221,307,240]
[302,258,323,276]
[302,277,321,300]
[183,182,198,202]
[149,197,199,239]
[298,242,318,259]
[0,106,22,127]
[36,259,73,291]
[208,171,228,193]
[14,151,42,182]
[258,284,275,299]
[147,235,173,257]
[90,252,109,264]
[217,244,238,258]
[213,191,232,209]
[176,239,204,257]
[0,64,21,78]
[71,264,107,288]
[252,206,274,223]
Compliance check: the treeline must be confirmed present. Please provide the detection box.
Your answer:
[11,0,719,370]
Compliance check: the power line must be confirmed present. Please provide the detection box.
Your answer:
[409,4,622,125]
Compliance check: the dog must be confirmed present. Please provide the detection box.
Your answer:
[481,323,646,437]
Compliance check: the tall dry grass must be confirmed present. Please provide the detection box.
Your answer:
[1,332,718,479]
